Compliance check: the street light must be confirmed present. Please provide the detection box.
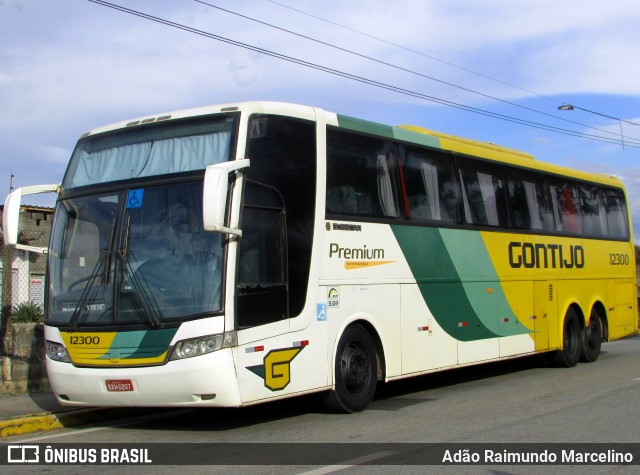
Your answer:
[558,104,631,148]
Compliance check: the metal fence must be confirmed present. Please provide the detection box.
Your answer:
[0,248,46,319]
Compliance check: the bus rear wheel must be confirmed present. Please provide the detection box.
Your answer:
[580,308,602,363]
[551,308,581,368]
[324,324,377,413]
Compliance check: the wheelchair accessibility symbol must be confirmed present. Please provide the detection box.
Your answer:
[127,189,144,209]
[316,303,327,321]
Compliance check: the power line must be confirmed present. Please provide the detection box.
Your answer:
[264,0,640,134]
[87,0,640,149]
[263,0,561,105]
[559,104,640,128]
[196,0,640,146]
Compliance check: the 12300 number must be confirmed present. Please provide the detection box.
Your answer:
[69,336,101,345]
[609,253,630,266]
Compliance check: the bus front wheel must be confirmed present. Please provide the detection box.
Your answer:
[551,308,581,368]
[324,324,377,413]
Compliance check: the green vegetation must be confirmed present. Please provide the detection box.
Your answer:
[11,301,44,323]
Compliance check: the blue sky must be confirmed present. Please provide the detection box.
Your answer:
[2,0,640,241]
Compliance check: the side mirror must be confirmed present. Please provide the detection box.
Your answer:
[202,159,250,236]
[3,184,60,253]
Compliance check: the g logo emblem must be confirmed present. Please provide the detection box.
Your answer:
[246,346,305,391]
[264,348,303,390]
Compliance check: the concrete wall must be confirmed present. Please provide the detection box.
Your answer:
[1,206,53,393]
[1,323,47,393]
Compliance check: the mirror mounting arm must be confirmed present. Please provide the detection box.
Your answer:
[202,159,250,237]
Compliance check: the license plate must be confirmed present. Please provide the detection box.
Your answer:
[105,379,134,392]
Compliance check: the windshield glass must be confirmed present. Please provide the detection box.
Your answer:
[47,182,224,326]
[63,116,235,189]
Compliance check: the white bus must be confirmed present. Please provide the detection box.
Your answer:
[4,102,637,413]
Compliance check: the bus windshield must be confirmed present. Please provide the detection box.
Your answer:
[46,115,237,327]
[47,182,224,327]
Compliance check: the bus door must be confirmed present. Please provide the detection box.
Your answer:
[232,113,320,404]
[233,180,294,402]
[233,179,322,404]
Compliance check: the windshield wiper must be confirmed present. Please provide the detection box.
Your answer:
[69,217,117,329]
[117,213,162,328]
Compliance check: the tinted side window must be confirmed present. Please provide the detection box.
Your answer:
[326,129,400,218]
[401,146,459,223]
[549,180,582,234]
[602,188,629,239]
[507,171,555,231]
[237,181,288,328]
[580,184,608,237]
[458,159,509,227]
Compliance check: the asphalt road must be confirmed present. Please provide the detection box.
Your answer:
[5,335,640,474]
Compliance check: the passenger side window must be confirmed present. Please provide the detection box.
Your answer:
[549,181,582,234]
[326,129,400,218]
[401,146,458,223]
[507,171,555,231]
[602,188,629,239]
[580,184,608,237]
[458,160,509,227]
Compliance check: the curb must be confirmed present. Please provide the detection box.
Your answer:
[0,407,154,438]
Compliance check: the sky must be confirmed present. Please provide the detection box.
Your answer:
[2,0,640,242]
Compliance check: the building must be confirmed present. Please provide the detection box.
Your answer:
[0,205,54,316]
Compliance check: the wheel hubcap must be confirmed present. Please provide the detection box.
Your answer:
[341,342,370,394]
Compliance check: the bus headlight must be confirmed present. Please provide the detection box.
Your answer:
[171,331,237,360]
[46,341,71,363]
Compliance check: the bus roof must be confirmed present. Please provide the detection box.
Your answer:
[397,124,625,189]
[333,112,625,190]
[78,101,626,190]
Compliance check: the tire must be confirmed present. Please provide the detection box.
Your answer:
[551,308,582,368]
[580,308,602,363]
[324,324,377,413]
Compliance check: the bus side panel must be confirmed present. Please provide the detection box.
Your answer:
[586,238,637,340]
[235,319,329,405]
[320,222,413,380]
[499,280,537,355]
[400,284,458,374]
[609,280,637,339]
[392,226,533,341]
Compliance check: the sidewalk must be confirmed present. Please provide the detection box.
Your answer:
[0,390,149,438]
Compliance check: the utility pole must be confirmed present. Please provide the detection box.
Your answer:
[2,175,16,358]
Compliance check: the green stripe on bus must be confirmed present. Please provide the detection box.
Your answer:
[99,328,177,359]
[336,115,396,139]
[391,226,528,341]
[439,228,528,337]
[336,115,443,149]
[392,127,441,148]
[124,328,178,359]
